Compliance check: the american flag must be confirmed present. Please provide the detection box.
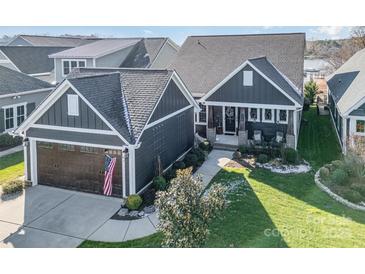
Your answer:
[103,155,116,196]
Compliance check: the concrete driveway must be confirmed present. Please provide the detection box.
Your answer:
[0,185,121,248]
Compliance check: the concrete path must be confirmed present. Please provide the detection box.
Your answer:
[194,149,233,188]
[0,145,23,158]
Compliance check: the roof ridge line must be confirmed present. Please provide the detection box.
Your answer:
[119,76,135,142]
[189,32,306,38]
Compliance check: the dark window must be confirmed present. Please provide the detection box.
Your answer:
[63,60,70,75]
[264,109,273,121]
[79,61,86,67]
[249,108,258,121]
[199,104,207,123]
[59,144,75,151]
[17,105,25,126]
[5,107,14,129]
[356,120,365,133]
[279,110,287,122]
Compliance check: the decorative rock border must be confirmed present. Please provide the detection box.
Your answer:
[256,160,311,174]
[314,170,365,212]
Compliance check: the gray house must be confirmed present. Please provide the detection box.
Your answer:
[0,46,71,83]
[0,66,53,134]
[327,48,365,154]
[171,33,305,149]
[6,34,97,47]
[50,38,180,83]
[16,68,199,197]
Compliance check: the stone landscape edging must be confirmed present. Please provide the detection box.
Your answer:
[314,170,365,212]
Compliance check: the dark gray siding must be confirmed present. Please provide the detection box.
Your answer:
[149,80,190,123]
[134,107,194,192]
[206,64,294,105]
[349,102,365,116]
[27,127,125,147]
[329,94,342,142]
[36,88,111,130]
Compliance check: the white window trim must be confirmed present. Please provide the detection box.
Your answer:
[262,108,274,123]
[243,70,253,86]
[2,103,27,132]
[61,59,87,77]
[277,109,288,124]
[196,103,207,125]
[67,94,79,116]
[248,107,260,122]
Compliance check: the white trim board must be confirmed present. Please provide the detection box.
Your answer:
[0,88,53,99]
[144,105,193,130]
[0,49,21,72]
[204,101,298,110]
[199,59,301,107]
[30,124,117,135]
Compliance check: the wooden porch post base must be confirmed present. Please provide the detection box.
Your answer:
[286,134,295,149]
[238,130,248,146]
[207,127,216,144]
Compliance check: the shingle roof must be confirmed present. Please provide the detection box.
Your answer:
[170,33,305,97]
[49,39,141,59]
[68,68,173,143]
[120,38,167,68]
[0,65,52,96]
[249,56,303,105]
[0,46,71,74]
[9,35,97,47]
[327,48,365,114]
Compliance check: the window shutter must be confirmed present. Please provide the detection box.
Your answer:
[27,103,36,117]
[0,108,4,133]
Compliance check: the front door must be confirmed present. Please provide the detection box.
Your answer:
[224,106,236,134]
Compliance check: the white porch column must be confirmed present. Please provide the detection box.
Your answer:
[293,110,298,149]
[128,146,136,195]
[342,117,347,154]
[23,141,28,181]
[122,149,127,197]
[29,138,38,186]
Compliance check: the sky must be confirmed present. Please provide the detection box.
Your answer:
[0,26,353,45]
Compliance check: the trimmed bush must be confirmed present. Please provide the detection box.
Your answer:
[1,179,24,195]
[199,141,211,152]
[233,150,241,160]
[331,160,345,170]
[184,153,199,168]
[173,161,185,170]
[153,176,168,191]
[257,154,269,164]
[324,163,335,171]
[330,168,348,185]
[319,167,330,179]
[282,148,299,165]
[126,194,143,210]
[0,134,22,149]
[350,183,365,197]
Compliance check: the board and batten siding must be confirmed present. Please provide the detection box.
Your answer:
[134,107,194,192]
[36,88,111,131]
[149,80,190,123]
[206,64,294,105]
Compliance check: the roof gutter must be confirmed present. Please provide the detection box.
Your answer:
[0,87,54,99]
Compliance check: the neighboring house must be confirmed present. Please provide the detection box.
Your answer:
[171,33,305,149]
[49,38,180,83]
[0,46,71,83]
[0,66,53,134]
[6,34,97,47]
[15,68,199,197]
[304,57,333,82]
[327,48,365,154]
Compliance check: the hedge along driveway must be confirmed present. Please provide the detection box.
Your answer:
[0,151,24,186]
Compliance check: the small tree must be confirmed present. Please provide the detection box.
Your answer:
[155,168,226,248]
[304,80,319,104]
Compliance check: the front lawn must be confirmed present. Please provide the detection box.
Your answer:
[0,151,24,186]
[82,107,365,248]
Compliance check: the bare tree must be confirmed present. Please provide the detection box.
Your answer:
[351,26,365,49]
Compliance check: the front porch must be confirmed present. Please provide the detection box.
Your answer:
[197,104,298,149]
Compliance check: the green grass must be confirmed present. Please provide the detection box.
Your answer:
[81,107,365,248]
[0,151,24,185]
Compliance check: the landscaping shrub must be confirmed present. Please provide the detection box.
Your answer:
[350,182,365,197]
[142,188,156,206]
[343,152,365,178]
[319,166,330,179]
[164,168,176,182]
[0,134,22,149]
[199,140,212,152]
[331,160,345,170]
[338,188,364,204]
[184,153,198,168]
[153,176,169,191]
[281,148,299,165]
[257,154,269,164]
[190,148,205,165]
[239,146,248,154]
[324,163,335,171]
[173,161,185,170]
[330,168,348,185]
[126,194,143,210]
[233,150,241,160]
[1,179,24,195]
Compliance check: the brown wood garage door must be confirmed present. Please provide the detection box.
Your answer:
[37,142,123,197]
